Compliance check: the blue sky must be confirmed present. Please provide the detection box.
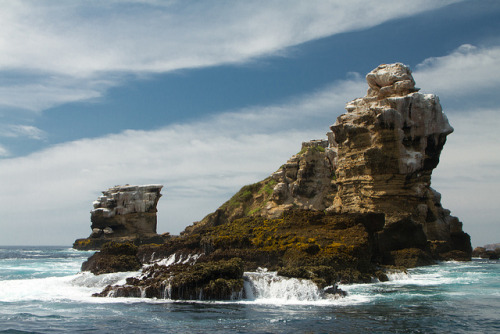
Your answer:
[0,0,499,246]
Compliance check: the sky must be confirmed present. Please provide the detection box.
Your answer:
[0,0,499,247]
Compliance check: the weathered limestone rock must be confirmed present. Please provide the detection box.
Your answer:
[83,64,472,302]
[184,139,337,234]
[264,139,337,217]
[188,63,470,262]
[73,184,166,250]
[91,184,162,235]
[328,63,470,258]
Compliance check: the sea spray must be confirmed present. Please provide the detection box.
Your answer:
[1,247,498,333]
[243,269,325,302]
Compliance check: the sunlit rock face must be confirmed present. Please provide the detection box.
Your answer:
[85,64,472,298]
[193,63,471,258]
[328,63,462,244]
[263,139,337,218]
[90,184,163,236]
[73,184,165,250]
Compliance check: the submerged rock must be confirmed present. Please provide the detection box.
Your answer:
[73,184,168,250]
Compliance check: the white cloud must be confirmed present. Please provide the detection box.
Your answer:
[414,44,500,100]
[0,125,46,140]
[0,74,119,113]
[0,0,459,112]
[0,76,364,245]
[0,144,9,157]
[412,45,500,247]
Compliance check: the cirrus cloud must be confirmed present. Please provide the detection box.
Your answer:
[0,0,460,112]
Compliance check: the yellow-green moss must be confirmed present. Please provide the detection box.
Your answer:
[298,145,326,155]
[201,210,377,279]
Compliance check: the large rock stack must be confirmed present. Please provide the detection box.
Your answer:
[73,184,167,250]
[82,64,472,301]
[328,63,471,257]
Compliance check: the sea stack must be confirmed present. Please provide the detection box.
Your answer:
[84,63,472,300]
[329,63,471,257]
[73,184,167,250]
[186,63,471,261]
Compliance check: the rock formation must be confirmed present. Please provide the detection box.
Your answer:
[331,64,450,231]
[472,244,500,260]
[82,63,472,300]
[186,63,471,260]
[328,63,471,258]
[73,184,168,250]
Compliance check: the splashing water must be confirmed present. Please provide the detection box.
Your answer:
[0,246,498,333]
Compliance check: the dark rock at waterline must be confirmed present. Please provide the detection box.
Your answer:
[88,210,436,300]
[384,248,435,268]
[95,258,245,300]
[472,247,500,260]
[323,284,347,297]
[81,242,141,275]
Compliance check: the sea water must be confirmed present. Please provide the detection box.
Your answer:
[0,246,499,333]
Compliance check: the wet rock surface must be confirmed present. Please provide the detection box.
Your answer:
[472,246,500,260]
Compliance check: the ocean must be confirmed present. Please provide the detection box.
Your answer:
[0,246,498,333]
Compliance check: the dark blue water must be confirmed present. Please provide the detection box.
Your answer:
[0,246,498,333]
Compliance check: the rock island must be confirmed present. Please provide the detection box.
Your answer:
[74,63,472,300]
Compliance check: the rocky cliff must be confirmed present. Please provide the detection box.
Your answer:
[82,63,472,300]
[73,184,167,250]
[186,63,471,259]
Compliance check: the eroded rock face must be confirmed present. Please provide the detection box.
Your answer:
[328,64,469,253]
[189,63,470,260]
[185,140,338,234]
[73,184,166,250]
[264,139,337,217]
[91,184,163,235]
[83,64,472,302]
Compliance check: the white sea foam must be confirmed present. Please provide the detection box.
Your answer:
[0,270,141,303]
[233,270,359,306]
[154,253,202,267]
[1,250,495,307]
[243,270,324,302]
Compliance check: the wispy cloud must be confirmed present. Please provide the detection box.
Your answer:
[0,0,459,113]
[414,44,500,105]
[2,40,499,245]
[0,145,9,157]
[0,76,113,112]
[0,125,47,140]
[0,76,364,245]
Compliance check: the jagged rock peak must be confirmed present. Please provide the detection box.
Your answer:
[73,184,166,250]
[92,184,163,217]
[365,63,419,99]
[329,63,464,246]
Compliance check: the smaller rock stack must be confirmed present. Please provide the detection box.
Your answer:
[73,184,167,250]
